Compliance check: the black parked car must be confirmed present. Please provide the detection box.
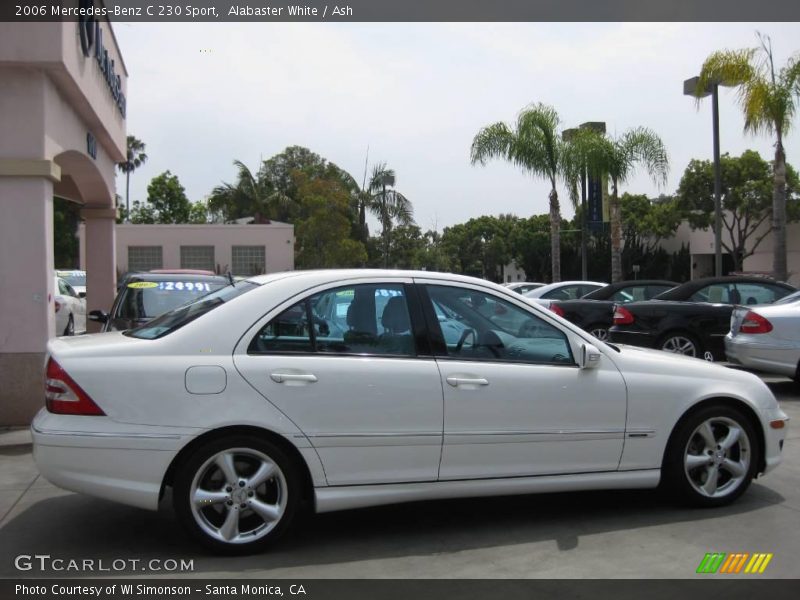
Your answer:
[89,271,229,331]
[608,276,796,360]
[550,280,678,341]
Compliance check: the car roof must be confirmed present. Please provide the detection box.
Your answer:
[653,276,795,301]
[523,280,607,297]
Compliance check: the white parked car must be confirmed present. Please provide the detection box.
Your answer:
[726,290,800,379]
[504,281,545,295]
[523,280,606,307]
[33,270,788,553]
[56,269,86,298]
[53,276,86,336]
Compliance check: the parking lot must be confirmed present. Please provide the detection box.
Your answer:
[1,374,798,579]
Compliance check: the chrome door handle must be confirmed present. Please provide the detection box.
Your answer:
[446,376,489,387]
[270,372,318,384]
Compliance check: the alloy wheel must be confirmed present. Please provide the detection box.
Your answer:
[589,327,608,341]
[189,448,287,545]
[661,335,697,357]
[683,417,751,499]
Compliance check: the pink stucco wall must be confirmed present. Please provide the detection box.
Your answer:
[79,223,296,276]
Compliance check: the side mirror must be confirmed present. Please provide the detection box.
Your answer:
[579,343,602,369]
[78,292,86,299]
[88,310,109,324]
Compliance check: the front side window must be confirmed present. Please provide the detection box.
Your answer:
[249,283,416,357]
[425,286,574,365]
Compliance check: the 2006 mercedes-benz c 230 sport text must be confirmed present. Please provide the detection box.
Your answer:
[33,270,789,553]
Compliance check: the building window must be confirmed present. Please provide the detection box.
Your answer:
[180,246,215,271]
[128,246,163,272]
[232,245,266,276]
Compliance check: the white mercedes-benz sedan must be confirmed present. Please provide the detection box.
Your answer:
[33,270,789,553]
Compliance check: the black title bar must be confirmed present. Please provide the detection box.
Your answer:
[3,0,800,22]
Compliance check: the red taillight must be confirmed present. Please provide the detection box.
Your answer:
[739,311,773,334]
[54,299,62,313]
[613,306,634,325]
[44,357,105,416]
[550,304,565,317]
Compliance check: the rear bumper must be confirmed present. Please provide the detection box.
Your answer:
[31,410,198,510]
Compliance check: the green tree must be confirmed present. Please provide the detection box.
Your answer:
[188,200,210,224]
[293,172,367,269]
[146,171,191,224]
[677,150,799,272]
[127,200,157,224]
[117,135,147,222]
[208,160,278,223]
[696,33,800,280]
[568,127,669,282]
[471,103,572,282]
[53,198,80,267]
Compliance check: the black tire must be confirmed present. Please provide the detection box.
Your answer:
[64,315,75,336]
[662,404,759,508]
[173,435,300,554]
[658,330,701,358]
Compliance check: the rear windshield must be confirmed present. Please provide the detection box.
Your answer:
[118,280,227,321]
[126,281,259,339]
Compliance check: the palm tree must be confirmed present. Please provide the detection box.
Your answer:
[471,103,568,282]
[365,163,414,268]
[568,128,669,282]
[696,33,800,281]
[117,136,147,222]
[208,160,292,223]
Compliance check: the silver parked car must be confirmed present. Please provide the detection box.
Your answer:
[726,290,800,379]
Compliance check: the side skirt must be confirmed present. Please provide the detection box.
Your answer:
[315,469,660,513]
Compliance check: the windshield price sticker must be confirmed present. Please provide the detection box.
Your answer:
[156,281,213,292]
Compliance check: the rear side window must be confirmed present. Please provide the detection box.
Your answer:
[127,282,258,339]
[248,284,416,357]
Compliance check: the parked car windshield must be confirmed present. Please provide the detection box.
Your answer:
[126,281,259,339]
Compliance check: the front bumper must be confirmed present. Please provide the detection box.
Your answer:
[32,410,199,510]
[760,405,790,475]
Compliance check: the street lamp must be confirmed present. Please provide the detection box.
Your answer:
[563,122,606,281]
[684,76,723,277]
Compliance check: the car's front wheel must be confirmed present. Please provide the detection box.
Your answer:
[173,435,299,554]
[663,405,759,507]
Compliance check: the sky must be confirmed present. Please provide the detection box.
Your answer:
[113,22,800,232]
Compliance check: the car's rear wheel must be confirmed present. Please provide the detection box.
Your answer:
[63,315,74,336]
[587,324,608,341]
[659,331,700,357]
[173,435,299,554]
[663,405,758,507]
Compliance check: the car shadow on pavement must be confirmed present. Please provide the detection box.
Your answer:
[0,481,785,577]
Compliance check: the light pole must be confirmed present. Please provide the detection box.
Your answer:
[684,76,723,277]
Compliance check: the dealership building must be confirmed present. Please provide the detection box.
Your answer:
[0,18,127,424]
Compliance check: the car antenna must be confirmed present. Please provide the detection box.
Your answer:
[227,271,234,285]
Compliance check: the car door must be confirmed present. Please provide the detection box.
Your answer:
[63,280,86,332]
[233,280,444,486]
[417,281,627,480]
